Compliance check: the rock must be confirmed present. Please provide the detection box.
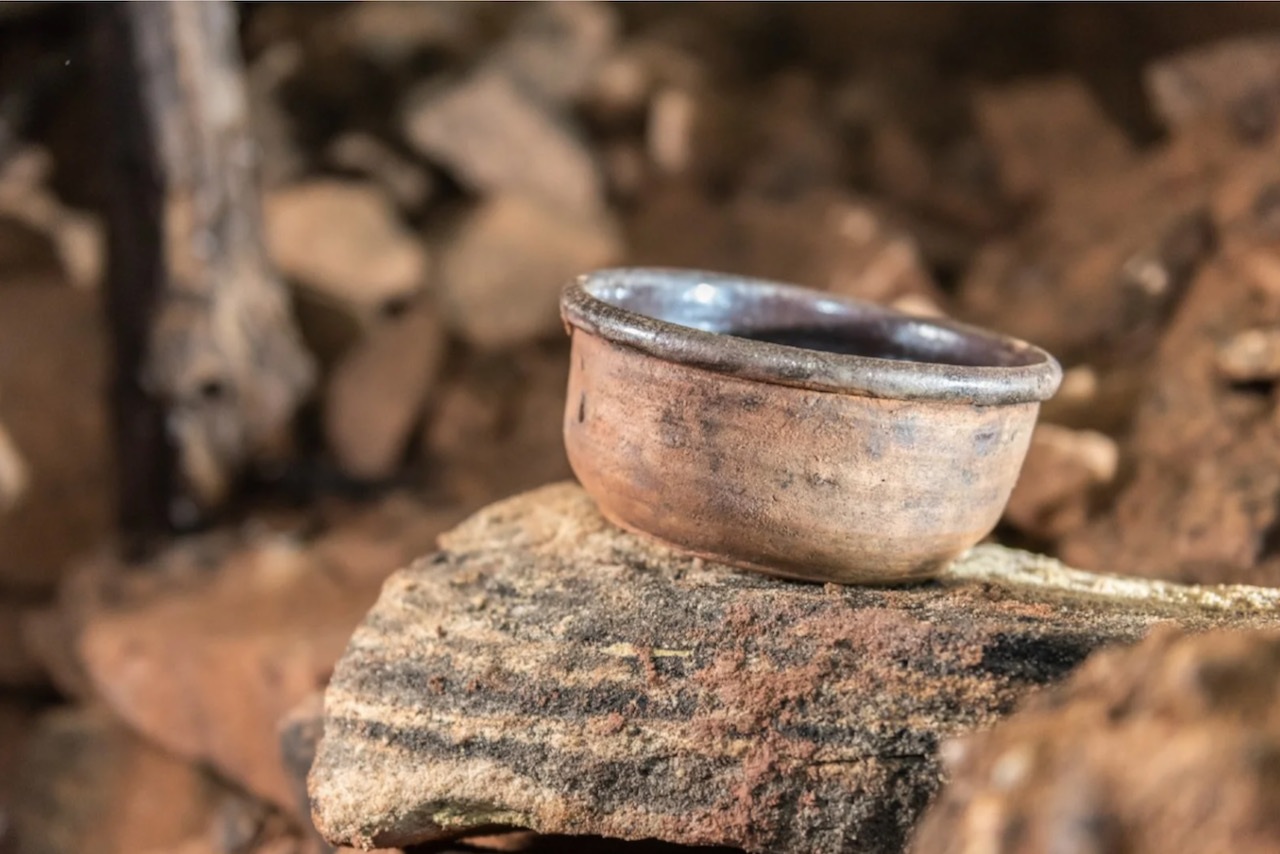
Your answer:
[1060,150,1280,585]
[0,419,26,514]
[740,71,847,201]
[828,58,1008,267]
[309,494,470,592]
[1215,326,1280,381]
[334,1,478,68]
[0,215,61,291]
[487,1,620,105]
[957,137,1218,366]
[585,37,704,128]
[308,482,1280,853]
[866,120,934,209]
[402,70,605,217]
[599,142,648,201]
[1063,362,1270,585]
[1003,424,1119,543]
[21,609,93,703]
[279,693,325,831]
[808,197,942,306]
[828,50,969,163]
[412,837,729,854]
[0,147,103,290]
[0,699,35,850]
[0,598,42,686]
[135,820,316,854]
[323,299,446,480]
[1036,362,1151,436]
[265,180,429,320]
[0,284,110,594]
[911,627,1280,854]
[646,87,699,176]
[627,188,943,307]
[11,707,219,854]
[645,83,755,194]
[637,60,829,193]
[76,536,354,811]
[424,344,572,507]
[1146,36,1280,141]
[246,42,306,188]
[972,75,1135,203]
[279,696,414,854]
[20,552,109,702]
[584,49,658,124]
[436,195,622,350]
[71,496,464,812]
[209,789,293,854]
[888,293,947,319]
[325,133,434,212]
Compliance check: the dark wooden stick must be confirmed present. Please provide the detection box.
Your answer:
[95,1,314,545]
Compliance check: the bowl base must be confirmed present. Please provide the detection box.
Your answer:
[591,499,949,587]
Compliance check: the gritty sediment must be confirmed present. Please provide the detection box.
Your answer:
[309,482,1280,853]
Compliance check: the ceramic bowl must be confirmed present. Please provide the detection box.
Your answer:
[560,268,1062,584]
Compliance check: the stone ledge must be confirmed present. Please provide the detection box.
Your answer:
[309,482,1280,853]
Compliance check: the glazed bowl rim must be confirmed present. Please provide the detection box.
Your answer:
[561,267,1063,405]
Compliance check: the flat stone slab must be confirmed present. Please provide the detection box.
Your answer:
[310,483,1280,853]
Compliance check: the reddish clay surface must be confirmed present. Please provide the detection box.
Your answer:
[564,326,1044,584]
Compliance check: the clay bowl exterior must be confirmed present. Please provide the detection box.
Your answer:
[561,268,1062,585]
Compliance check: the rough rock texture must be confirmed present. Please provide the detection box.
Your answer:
[309,483,1280,854]
[280,695,427,854]
[911,627,1280,854]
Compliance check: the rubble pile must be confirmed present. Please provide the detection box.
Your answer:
[2,4,1280,854]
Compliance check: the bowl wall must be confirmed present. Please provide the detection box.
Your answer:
[564,330,1039,584]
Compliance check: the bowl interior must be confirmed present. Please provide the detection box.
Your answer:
[582,271,1041,369]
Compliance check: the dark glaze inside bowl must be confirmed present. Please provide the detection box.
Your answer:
[563,268,1062,405]
[591,273,1042,368]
